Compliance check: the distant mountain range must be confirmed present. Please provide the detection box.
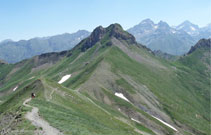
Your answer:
[128,19,211,55]
[0,30,90,63]
[0,19,210,63]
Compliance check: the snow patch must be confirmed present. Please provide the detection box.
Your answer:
[154,25,158,29]
[190,26,196,31]
[115,92,130,102]
[141,21,147,24]
[29,76,34,80]
[171,30,176,33]
[13,86,18,91]
[131,118,141,124]
[58,74,71,84]
[152,116,177,131]
[178,25,184,29]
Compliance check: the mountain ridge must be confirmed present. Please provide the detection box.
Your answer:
[187,38,211,54]
[0,23,210,135]
[128,19,211,55]
[0,30,90,63]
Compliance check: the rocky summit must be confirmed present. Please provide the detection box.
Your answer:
[188,38,211,54]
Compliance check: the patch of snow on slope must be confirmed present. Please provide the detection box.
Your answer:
[29,76,34,80]
[152,116,177,131]
[178,25,184,30]
[58,74,71,84]
[13,86,18,91]
[131,118,141,124]
[190,26,196,31]
[115,92,130,102]
[171,30,176,33]
[154,25,158,29]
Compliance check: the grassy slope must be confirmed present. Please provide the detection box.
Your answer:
[44,40,175,134]
[0,80,44,134]
[103,45,210,134]
[40,36,209,134]
[0,77,145,134]
[30,79,143,135]
[0,35,209,135]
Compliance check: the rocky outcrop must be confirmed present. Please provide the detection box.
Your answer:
[0,60,7,65]
[187,38,211,54]
[81,23,136,51]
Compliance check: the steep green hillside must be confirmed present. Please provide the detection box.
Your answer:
[0,24,210,135]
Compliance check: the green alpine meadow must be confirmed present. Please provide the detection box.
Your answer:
[0,23,210,135]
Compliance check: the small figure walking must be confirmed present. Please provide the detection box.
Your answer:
[31,93,36,98]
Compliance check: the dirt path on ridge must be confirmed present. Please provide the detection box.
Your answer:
[23,98,62,135]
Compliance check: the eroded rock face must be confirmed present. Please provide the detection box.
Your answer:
[188,38,211,54]
[108,24,136,44]
[82,26,106,51]
[81,23,136,51]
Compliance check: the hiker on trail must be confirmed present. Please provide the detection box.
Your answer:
[31,93,36,98]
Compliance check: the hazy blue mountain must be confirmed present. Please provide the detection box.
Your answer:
[176,21,211,40]
[0,39,13,44]
[197,24,211,39]
[0,30,90,63]
[128,19,210,55]
[176,20,200,36]
[128,19,195,55]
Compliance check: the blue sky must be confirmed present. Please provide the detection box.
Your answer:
[0,0,210,41]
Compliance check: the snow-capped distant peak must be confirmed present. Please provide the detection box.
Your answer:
[176,21,199,32]
[140,19,154,25]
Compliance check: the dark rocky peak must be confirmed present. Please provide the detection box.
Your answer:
[83,26,106,49]
[106,23,136,43]
[188,38,211,54]
[81,23,136,51]
[91,26,106,41]
[107,23,123,32]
